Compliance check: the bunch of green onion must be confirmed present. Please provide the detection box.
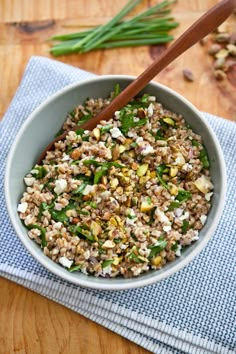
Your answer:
[49,0,179,56]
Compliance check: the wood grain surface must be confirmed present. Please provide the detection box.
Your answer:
[0,1,235,354]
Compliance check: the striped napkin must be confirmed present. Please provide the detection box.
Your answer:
[0,56,235,354]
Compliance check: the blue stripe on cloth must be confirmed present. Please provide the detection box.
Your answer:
[0,57,235,354]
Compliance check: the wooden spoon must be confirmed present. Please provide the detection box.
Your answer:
[37,0,236,164]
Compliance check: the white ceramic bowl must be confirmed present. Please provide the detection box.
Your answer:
[5,76,226,290]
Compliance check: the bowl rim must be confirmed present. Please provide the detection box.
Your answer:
[4,75,227,290]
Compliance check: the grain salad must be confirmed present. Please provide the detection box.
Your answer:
[18,86,214,278]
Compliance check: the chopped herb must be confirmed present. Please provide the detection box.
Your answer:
[154,129,166,141]
[75,128,85,136]
[176,189,192,203]
[100,125,112,135]
[147,196,152,205]
[168,201,181,211]
[114,238,121,244]
[72,174,93,183]
[120,110,147,134]
[192,139,201,147]
[68,264,82,272]
[199,147,209,168]
[171,242,179,252]
[148,238,167,258]
[102,259,114,268]
[140,93,150,103]
[156,164,169,189]
[25,224,47,248]
[128,250,144,263]
[83,160,124,169]
[78,210,90,215]
[66,144,73,154]
[38,201,54,221]
[84,201,97,209]
[50,203,75,225]
[72,183,88,195]
[182,220,189,234]
[192,140,209,168]
[78,112,92,125]
[112,83,121,99]
[159,119,169,131]
[148,207,156,225]
[94,166,108,184]
[31,166,47,179]
[130,142,138,148]
[76,226,94,242]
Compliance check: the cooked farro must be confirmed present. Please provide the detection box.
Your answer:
[18,87,214,278]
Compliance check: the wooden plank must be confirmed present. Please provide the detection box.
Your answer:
[0,278,149,354]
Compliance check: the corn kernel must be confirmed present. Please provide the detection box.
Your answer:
[169,184,179,195]
[137,164,149,177]
[170,166,178,177]
[151,256,162,266]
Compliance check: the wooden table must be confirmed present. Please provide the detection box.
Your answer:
[0,1,235,353]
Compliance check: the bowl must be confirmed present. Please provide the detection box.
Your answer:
[5,75,226,290]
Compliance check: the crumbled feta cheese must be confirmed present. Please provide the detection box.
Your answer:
[147,103,154,117]
[127,131,135,138]
[133,117,140,122]
[54,179,67,195]
[110,127,123,138]
[100,191,111,199]
[120,244,128,250]
[82,184,96,195]
[114,111,120,118]
[126,217,137,226]
[155,208,171,225]
[173,152,185,166]
[182,163,193,172]
[30,169,38,175]
[81,267,88,275]
[148,96,156,102]
[24,177,35,186]
[141,145,155,156]
[175,244,182,257]
[101,265,112,275]
[17,202,28,213]
[54,222,63,230]
[175,208,184,217]
[179,211,190,221]
[192,231,199,241]
[200,215,207,225]
[54,203,63,211]
[62,153,71,161]
[136,137,143,143]
[58,257,73,268]
[163,225,172,232]
[205,192,213,201]
[84,250,90,260]
[102,240,115,249]
[151,230,162,237]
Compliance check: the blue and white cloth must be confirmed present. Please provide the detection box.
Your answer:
[0,57,235,354]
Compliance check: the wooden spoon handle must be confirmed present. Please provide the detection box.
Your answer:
[80,0,236,130]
